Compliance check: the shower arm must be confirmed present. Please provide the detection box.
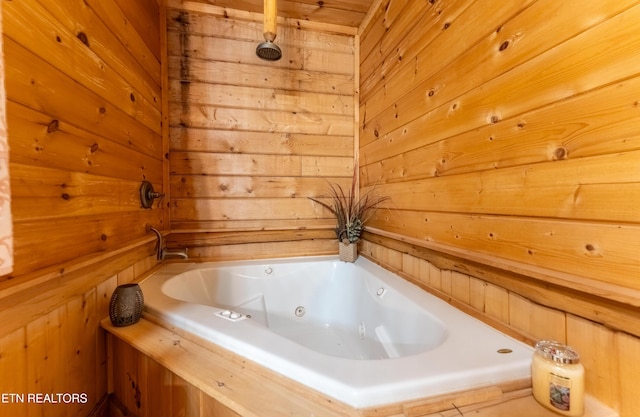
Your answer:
[264,0,277,43]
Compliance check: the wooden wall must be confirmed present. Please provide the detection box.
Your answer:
[360,240,640,417]
[164,0,357,259]
[359,1,640,416]
[0,0,165,415]
[3,0,165,280]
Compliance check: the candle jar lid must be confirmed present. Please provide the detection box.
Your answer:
[535,340,580,364]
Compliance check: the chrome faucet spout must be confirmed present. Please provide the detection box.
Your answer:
[148,227,188,260]
[149,227,163,260]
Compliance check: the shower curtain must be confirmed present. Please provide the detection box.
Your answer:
[0,2,14,276]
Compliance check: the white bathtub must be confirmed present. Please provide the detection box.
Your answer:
[140,255,532,408]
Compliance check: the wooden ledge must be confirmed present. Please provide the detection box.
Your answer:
[365,227,640,307]
[102,317,618,417]
[101,317,358,417]
[416,390,619,417]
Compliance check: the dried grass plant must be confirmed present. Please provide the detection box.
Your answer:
[309,171,389,244]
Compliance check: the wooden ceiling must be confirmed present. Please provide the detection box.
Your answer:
[189,0,376,28]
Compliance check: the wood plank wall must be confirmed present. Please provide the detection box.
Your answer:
[360,240,640,417]
[0,0,165,415]
[359,1,640,416]
[164,0,356,259]
[3,0,165,279]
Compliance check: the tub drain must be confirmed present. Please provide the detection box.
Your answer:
[294,306,306,317]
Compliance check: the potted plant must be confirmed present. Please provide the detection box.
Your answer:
[309,171,389,262]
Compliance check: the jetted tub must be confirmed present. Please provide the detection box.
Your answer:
[140,255,533,408]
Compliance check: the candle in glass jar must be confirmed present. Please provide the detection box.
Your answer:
[531,340,585,416]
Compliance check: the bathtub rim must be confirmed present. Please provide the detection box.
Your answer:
[139,255,534,408]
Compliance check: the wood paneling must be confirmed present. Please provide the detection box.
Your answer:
[3,0,165,280]
[182,0,373,28]
[359,0,640,316]
[361,240,640,417]
[0,0,164,415]
[0,252,157,417]
[359,7,640,414]
[168,230,338,261]
[167,1,356,254]
[106,320,355,417]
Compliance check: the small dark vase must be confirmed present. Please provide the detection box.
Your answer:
[109,283,144,327]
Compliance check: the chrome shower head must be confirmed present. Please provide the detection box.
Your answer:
[256,40,282,61]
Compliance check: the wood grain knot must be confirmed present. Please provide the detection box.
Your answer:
[554,147,568,160]
[76,31,90,47]
[47,119,60,133]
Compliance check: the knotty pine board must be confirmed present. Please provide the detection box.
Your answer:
[4,0,161,134]
[361,76,640,183]
[359,240,640,416]
[3,37,161,160]
[167,2,357,238]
